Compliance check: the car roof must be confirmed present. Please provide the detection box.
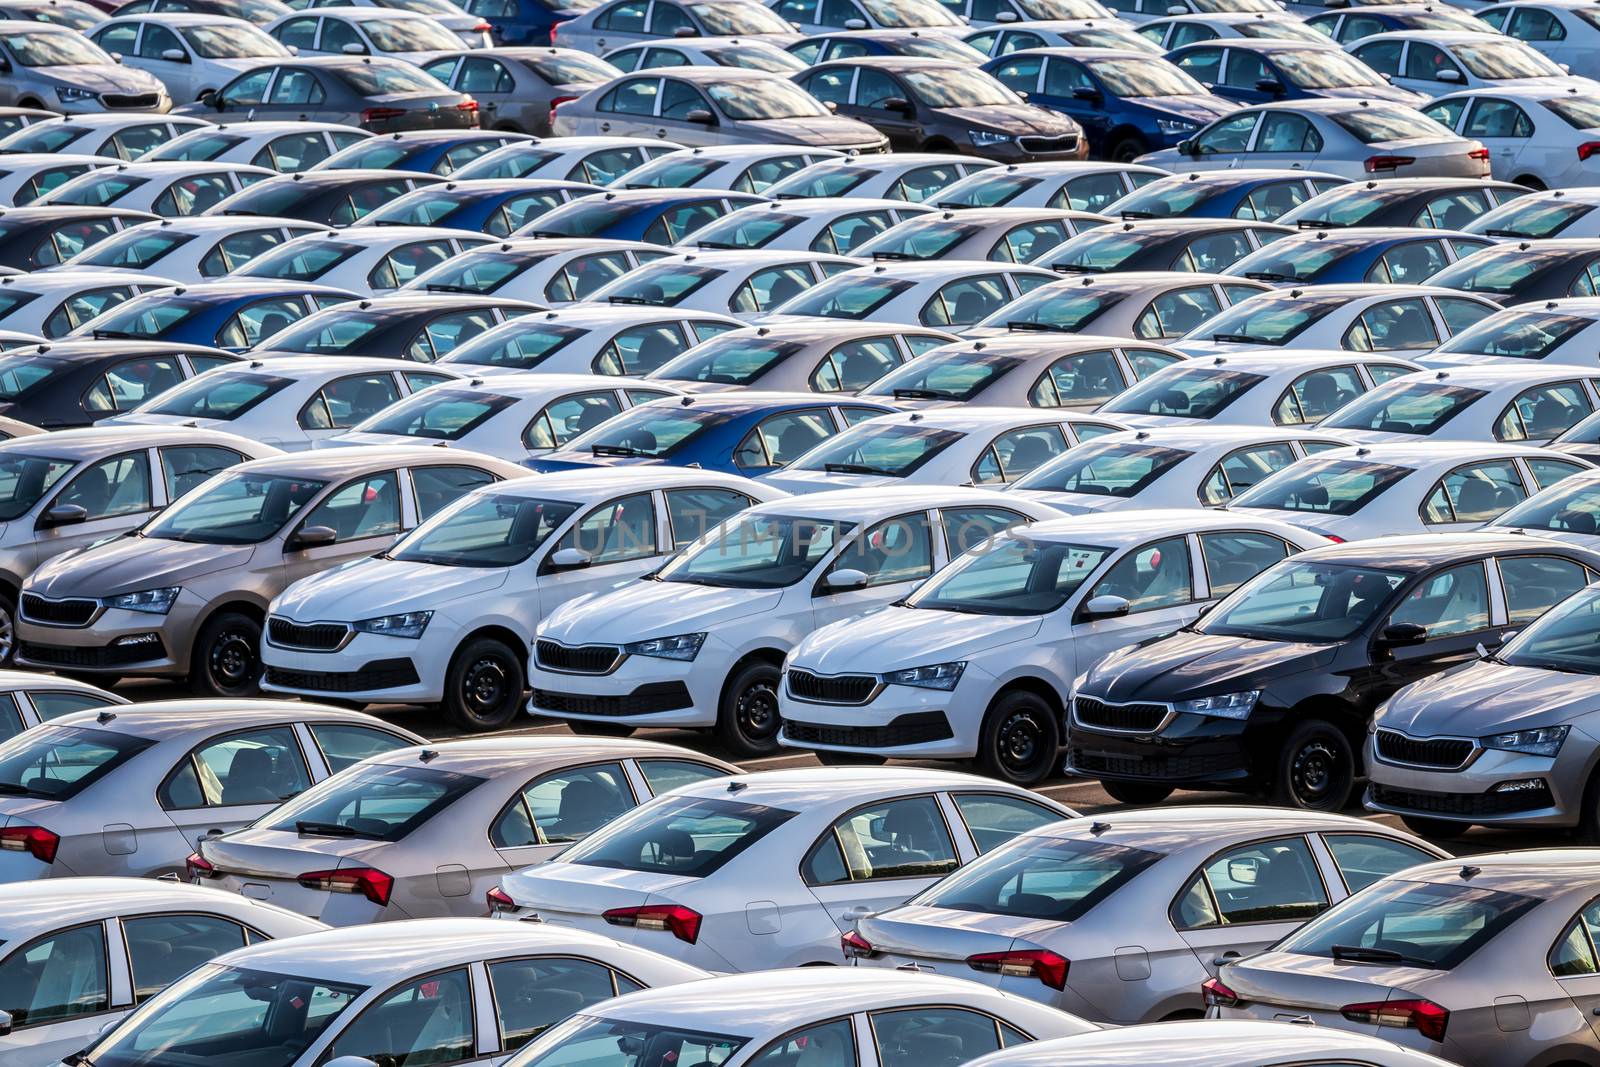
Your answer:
[632,390,886,413]
[652,145,838,164]
[3,339,230,361]
[271,225,469,247]
[1177,350,1418,373]
[1307,441,1588,469]
[124,278,357,299]
[1149,168,1344,184]
[1235,281,1482,299]
[748,484,1037,519]
[200,120,369,135]
[230,446,526,477]
[916,334,1177,359]
[482,305,739,329]
[121,216,334,235]
[0,669,125,698]
[1095,425,1344,448]
[1041,270,1251,293]
[302,5,440,19]
[1497,295,1600,316]
[644,65,792,82]
[300,292,543,315]
[647,248,857,268]
[1020,508,1307,545]
[364,736,735,777]
[1334,175,1524,192]
[0,425,263,460]
[701,321,953,347]
[49,699,412,740]
[857,407,1095,431]
[486,465,782,501]
[987,1020,1439,1067]
[229,355,464,378]
[0,273,184,295]
[0,878,280,934]
[1028,804,1393,846]
[831,260,1054,282]
[104,10,244,21]
[414,372,668,399]
[1392,849,1600,897]
[1402,363,1600,387]
[815,55,969,69]
[453,237,662,256]
[995,46,1159,62]
[355,129,522,145]
[1294,531,1583,568]
[1358,28,1523,40]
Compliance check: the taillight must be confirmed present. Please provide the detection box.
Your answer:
[457,100,478,112]
[550,94,578,127]
[1468,148,1490,161]
[841,930,877,959]
[1579,142,1600,162]
[361,106,407,126]
[486,885,516,915]
[297,867,394,907]
[1364,155,1415,173]
[1200,976,1240,1008]
[0,825,59,864]
[1341,998,1449,1042]
[472,20,491,31]
[966,949,1069,991]
[186,851,218,880]
[603,903,702,944]
[1324,534,1345,543]
[549,21,559,43]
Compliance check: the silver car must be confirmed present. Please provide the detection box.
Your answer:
[961,1020,1462,1067]
[0,21,172,115]
[0,700,424,884]
[197,736,737,923]
[1216,850,1600,1067]
[421,47,622,135]
[851,806,1444,1024]
[554,0,798,55]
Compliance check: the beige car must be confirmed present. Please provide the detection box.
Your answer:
[0,426,278,666]
[15,446,528,696]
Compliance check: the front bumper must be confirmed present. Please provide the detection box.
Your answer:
[775,664,992,759]
[260,626,442,703]
[1064,703,1258,789]
[1362,731,1588,828]
[996,132,1089,162]
[524,634,729,728]
[14,594,207,677]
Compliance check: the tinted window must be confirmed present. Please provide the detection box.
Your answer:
[803,795,958,885]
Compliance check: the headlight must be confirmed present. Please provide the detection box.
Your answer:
[883,661,966,691]
[1481,725,1568,757]
[968,129,1013,146]
[56,87,96,103]
[1155,118,1198,134]
[1172,690,1260,720]
[354,611,433,639]
[104,587,179,615]
[623,632,705,661]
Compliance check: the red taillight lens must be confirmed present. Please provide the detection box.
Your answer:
[1201,977,1240,1008]
[1324,534,1345,543]
[457,100,478,112]
[1580,142,1600,162]
[1342,998,1449,1041]
[841,930,877,959]
[361,106,407,126]
[603,903,702,944]
[186,851,217,880]
[0,825,59,864]
[297,867,394,907]
[486,885,516,915]
[1468,148,1490,161]
[966,949,1069,990]
[472,20,491,30]
[549,21,559,43]
[549,94,578,126]
[1364,155,1415,173]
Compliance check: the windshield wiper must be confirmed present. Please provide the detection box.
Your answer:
[607,295,667,306]
[590,443,646,457]
[425,283,478,294]
[892,387,957,400]
[1483,228,1530,238]
[824,462,897,475]
[295,820,376,838]
[0,781,34,796]
[1241,271,1296,282]
[1211,333,1274,344]
[1331,944,1435,967]
[1006,321,1073,333]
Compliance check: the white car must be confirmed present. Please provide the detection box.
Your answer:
[860,334,1187,410]
[1226,440,1593,540]
[613,143,839,192]
[604,36,808,75]
[779,509,1329,781]
[580,249,862,320]
[1316,363,1600,444]
[1035,217,1293,276]
[1010,425,1345,512]
[454,135,682,184]
[1175,283,1500,359]
[439,304,744,376]
[761,408,1122,493]
[323,372,680,458]
[294,0,495,47]
[0,115,212,161]
[769,0,964,34]
[52,216,333,283]
[493,769,1079,969]
[232,225,494,294]
[0,670,125,744]
[1308,3,1496,44]
[264,467,786,727]
[963,271,1270,342]
[1423,86,1600,188]
[649,321,957,394]
[0,879,326,1067]
[0,270,183,339]
[1097,351,1423,429]
[142,119,372,171]
[1486,466,1600,548]
[767,260,1059,330]
[1103,167,1348,223]
[527,486,1060,754]
[962,19,1165,56]
[1346,29,1593,95]
[100,355,463,450]
[40,160,275,216]
[960,1021,1461,1067]
[403,237,669,305]
[855,206,1106,263]
[1480,0,1600,78]
[677,196,935,255]
[76,920,709,1067]
[1136,11,1331,48]
[766,152,1000,202]
[555,0,797,54]
[1420,296,1600,366]
[86,13,293,104]
[0,154,111,207]
[1464,187,1600,239]
[266,7,468,64]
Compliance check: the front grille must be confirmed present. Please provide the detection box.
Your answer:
[1074,697,1167,733]
[267,617,349,652]
[530,682,691,717]
[782,712,952,748]
[535,640,620,674]
[20,594,98,627]
[787,668,878,705]
[1376,730,1474,770]
[1020,134,1080,155]
[102,92,159,109]
[20,638,164,668]
[264,658,418,693]
[1069,747,1240,780]
[1370,782,1552,817]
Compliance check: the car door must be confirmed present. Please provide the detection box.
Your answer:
[1507,4,1578,69]
[1366,560,1498,702]
[535,490,665,610]
[1069,534,1202,674]
[1461,96,1535,181]
[157,724,316,853]
[1040,55,1114,146]
[298,372,403,447]
[1186,109,1258,170]
[591,75,661,138]
[278,469,408,587]
[1250,109,1323,172]
[135,22,202,103]
[810,510,936,629]
[850,67,923,150]
[119,913,252,1007]
[654,76,722,146]
[1215,47,1279,104]
[28,449,160,569]
[158,444,246,501]
[0,920,122,1065]
[1172,835,1331,976]
[484,956,645,1059]
[489,760,637,877]
[321,967,488,1067]
[1341,297,1440,357]
[800,793,965,932]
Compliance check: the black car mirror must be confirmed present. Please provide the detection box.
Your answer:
[38,504,88,529]
[287,524,337,550]
[879,96,913,114]
[684,108,716,125]
[1255,77,1284,95]
[1071,87,1101,103]
[1380,622,1427,646]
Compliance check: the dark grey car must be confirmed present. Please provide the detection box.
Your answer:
[422,47,620,135]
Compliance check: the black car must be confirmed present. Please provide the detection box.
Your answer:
[1426,239,1600,305]
[252,293,543,363]
[1066,534,1600,811]
[1277,177,1527,230]
[1036,218,1292,274]
[203,169,445,227]
[0,340,237,427]
[0,206,158,270]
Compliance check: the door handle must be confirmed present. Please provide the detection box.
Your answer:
[600,122,611,132]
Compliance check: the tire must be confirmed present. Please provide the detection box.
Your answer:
[567,720,637,738]
[1273,719,1355,811]
[977,690,1060,786]
[815,750,887,767]
[1108,136,1148,163]
[716,659,783,758]
[442,637,525,732]
[1399,815,1470,840]
[0,588,15,667]
[190,611,262,697]
[1102,780,1173,806]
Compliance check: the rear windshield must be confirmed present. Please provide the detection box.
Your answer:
[1197,292,1350,342]
[1013,441,1188,497]
[444,322,585,370]
[1319,382,1484,435]
[1428,246,1570,296]
[355,388,516,441]
[239,240,362,282]
[1433,310,1592,360]
[656,336,798,386]
[1469,197,1596,239]
[790,422,962,477]
[144,372,291,419]
[1101,368,1265,419]
[862,348,1023,402]
[266,763,484,842]
[1230,458,1409,516]
[914,836,1162,922]
[0,725,154,801]
[1287,185,1411,228]
[559,794,796,878]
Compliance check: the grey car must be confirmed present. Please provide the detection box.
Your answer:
[0,669,125,744]
[851,806,1444,1024]
[422,47,621,134]
[962,1021,1462,1067]
[176,55,478,133]
[554,0,798,56]
[1216,850,1600,1067]
[0,21,172,115]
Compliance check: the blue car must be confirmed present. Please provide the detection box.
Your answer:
[984,47,1236,160]
[519,189,769,245]
[356,179,602,236]
[1165,39,1426,106]
[69,281,359,352]
[1223,225,1491,285]
[525,392,895,475]
[459,0,588,45]
[1106,168,1347,221]
[315,130,532,175]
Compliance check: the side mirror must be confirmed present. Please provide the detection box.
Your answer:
[1380,622,1427,647]
[684,108,715,125]
[341,41,368,55]
[1254,77,1284,95]
[1176,138,1194,155]
[995,8,1017,19]
[39,503,88,529]
[0,1009,12,1037]
[1082,594,1130,619]
[879,96,913,114]
[1071,87,1101,102]
[547,546,591,571]
[287,524,337,550]
[161,47,189,62]
[112,52,122,63]
[287,44,299,54]
[823,99,838,112]
[0,56,11,73]
[822,567,868,591]
[1167,3,1186,12]
[844,16,867,28]
[672,24,698,36]
[1437,68,1462,83]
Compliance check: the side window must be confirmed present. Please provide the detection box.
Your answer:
[29,691,119,722]
[160,445,243,499]
[371,241,453,290]
[803,67,854,105]
[551,492,658,565]
[1424,461,1525,524]
[742,410,833,469]
[1528,457,1589,490]
[599,77,660,115]
[273,16,319,50]
[644,202,721,245]
[1387,562,1490,638]
[544,252,631,304]
[457,57,513,95]
[1220,48,1270,90]
[1507,5,1567,39]
[1402,41,1461,82]
[952,793,1061,854]
[84,356,184,413]
[1029,351,1126,408]
[329,968,473,1067]
[201,230,285,276]
[1553,910,1600,978]
[870,1007,1011,1067]
[735,156,808,194]
[732,265,813,315]
[665,487,753,549]
[1463,99,1533,142]
[889,164,959,203]
[1126,348,1181,379]
[0,693,21,744]
[921,275,1008,327]
[216,296,303,349]
[317,15,365,53]
[659,78,708,121]
[405,309,498,363]
[301,472,402,542]
[1254,112,1321,153]
[1343,299,1438,352]
[488,957,627,1053]
[158,726,313,809]
[972,425,1067,484]
[55,450,153,519]
[123,915,248,1002]
[1321,833,1438,895]
[810,337,900,392]
[1199,445,1295,506]
[1172,837,1328,929]
[1179,231,1252,273]
[1436,297,1495,336]
[647,0,694,33]
[813,210,891,255]
[1133,286,1220,341]
[1423,97,1467,131]
[524,391,621,450]
[826,512,933,587]
[0,924,109,1027]
[594,323,689,376]
[1273,366,1363,425]
[748,1019,856,1067]
[993,221,1066,264]
[46,286,136,338]
[939,505,1026,557]
[411,465,496,522]
[1054,172,1126,212]
[267,69,325,106]
[1194,112,1256,155]
[802,795,958,885]
[637,758,728,795]
[308,723,413,774]
[990,54,1042,93]
[1500,555,1592,625]
[1240,181,1310,222]
[1086,536,1193,612]
[1198,530,1290,596]
[1496,382,1593,441]
[597,0,648,29]
[1173,46,1225,86]
[95,21,139,54]
[308,373,402,431]
[491,762,633,848]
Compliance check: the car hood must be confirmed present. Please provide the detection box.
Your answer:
[27,535,254,597]
[273,556,507,619]
[942,104,1079,136]
[792,606,1042,673]
[1311,82,1424,105]
[1085,628,1336,700]
[744,115,885,147]
[44,64,164,93]
[1135,94,1237,123]
[1380,658,1600,734]
[540,578,781,643]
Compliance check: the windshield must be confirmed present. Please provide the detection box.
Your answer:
[790,421,961,476]
[1273,48,1382,89]
[1102,367,1265,419]
[766,164,871,199]
[353,388,515,441]
[182,22,283,57]
[1500,585,1600,673]
[0,725,153,801]
[71,295,207,339]
[267,762,483,841]
[862,347,1020,402]
[1013,441,1189,497]
[340,61,442,95]
[508,1015,747,1067]
[1332,105,1452,144]
[1319,381,1483,434]
[72,228,192,269]
[2,28,108,65]
[904,67,1015,108]
[1275,878,1538,969]
[1231,457,1408,516]
[1453,39,1560,79]
[362,15,460,51]
[1200,559,1407,642]
[1435,310,1593,360]
[1090,57,1204,97]
[1428,246,1568,295]
[655,335,796,385]
[979,284,1120,333]
[442,321,584,369]
[266,310,385,354]
[562,404,723,458]
[559,793,795,877]
[86,965,365,1067]
[456,145,559,180]
[659,510,847,588]
[0,452,73,520]
[857,219,982,260]
[912,835,1161,920]
[706,78,826,119]
[144,472,325,544]
[1195,292,1349,340]
[907,532,1109,616]
[595,263,722,307]
[143,371,289,419]
[1468,197,1597,240]
[391,492,577,567]
[775,273,912,318]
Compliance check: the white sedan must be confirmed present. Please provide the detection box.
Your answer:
[611,143,838,190]
[1346,29,1593,95]
[233,226,494,295]
[454,135,681,184]
[1423,86,1600,188]
[676,196,935,255]
[1480,0,1600,79]
[933,160,1168,212]
[41,160,274,216]
[86,13,292,104]
[54,216,333,283]
[960,1021,1461,1067]
[766,260,1058,331]
[579,249,862,320]
[265,7,467,65]
[0,153,109,207]
[141,119,372,172]
[0,669,125,744]
[963,272,1270,342]
[0,271,182,339]
[766,152,999,203]
[402,237,669,306]
[1315,363,1600,444]
[493,769,1077,969]
[440,305,744,376]
[1420,296,1600,366]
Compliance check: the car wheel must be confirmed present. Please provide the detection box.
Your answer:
[1109,135,1148,162]
[567,720,637,737]
[717,659,783,758]
[0,589,15,666]
[1399,814,1470,840]
[1515,175,1546,190]
[978,690,1060,786]
[815,750,887,766]
[1101,780,1173,805]
[1274,719,1354,810]
[443,637,525,731]
[192,611,262,697]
